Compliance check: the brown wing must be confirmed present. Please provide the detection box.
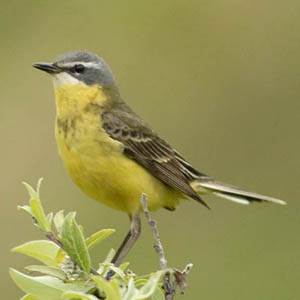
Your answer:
[102,109,209,208]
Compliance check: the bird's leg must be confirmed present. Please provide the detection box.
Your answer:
[111,213,141,267]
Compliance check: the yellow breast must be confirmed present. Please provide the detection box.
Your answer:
[54,83,182,214]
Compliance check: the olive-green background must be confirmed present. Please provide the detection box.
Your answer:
[1,1,299,299]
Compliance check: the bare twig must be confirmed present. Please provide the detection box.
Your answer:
[141,194,193,300]
[141,194,173,299]
[45,231,64,249]
[141,194,167,269]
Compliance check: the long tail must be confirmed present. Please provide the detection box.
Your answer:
[192,178,286,205]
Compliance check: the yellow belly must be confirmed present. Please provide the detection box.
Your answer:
[55,117,182,214]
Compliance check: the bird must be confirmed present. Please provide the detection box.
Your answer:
[33,50,285,266]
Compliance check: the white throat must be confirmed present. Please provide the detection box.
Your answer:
[52,72,81,87]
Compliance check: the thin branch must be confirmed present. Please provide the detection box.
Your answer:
[141,194,172,299]
[141,194,167,269]
[141,194,193,300]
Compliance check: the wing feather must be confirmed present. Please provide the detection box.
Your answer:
[102,109,209,208]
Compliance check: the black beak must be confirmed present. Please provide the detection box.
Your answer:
[33,62,60,74]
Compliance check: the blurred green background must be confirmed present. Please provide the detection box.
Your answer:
[1,0,299,299]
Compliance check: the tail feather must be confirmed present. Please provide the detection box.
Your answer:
[213,192,251,205]
[193,179,286,205]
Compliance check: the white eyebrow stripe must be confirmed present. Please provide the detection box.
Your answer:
[58,62,101,69]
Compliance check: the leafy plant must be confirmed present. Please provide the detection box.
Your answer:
[10,179,168,300]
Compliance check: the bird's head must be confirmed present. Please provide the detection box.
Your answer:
[33,50,116,88]
[33,51,120,114]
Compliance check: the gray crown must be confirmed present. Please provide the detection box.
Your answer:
[54,50,116,86]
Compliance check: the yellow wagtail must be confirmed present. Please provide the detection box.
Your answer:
[33,51,285,266]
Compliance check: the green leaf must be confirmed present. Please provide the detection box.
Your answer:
[119,262,130,271]
[30,198,50,232]
[25,265,66,280]
[53,210,64,234]
[22,179,50,232]
[97,249,115,275]
[107,266,126,281]
[46,212,53,228]
[22,181,39,200]
[92,276,121,300]
[36,178,43,198]
[103,249,115,264]
[20,294,39,300]
[22,178,44,201]
[134,279,148,287]
[12,240,60,267]
[17,205,33,216]
[85,229,115,249]
[10,269,93,300]
[149,287,164,300]
[136,271,164,299]
[55,248,67,264]
[62,291,99,300]
[61,212,91,273]
[123,278,138,300]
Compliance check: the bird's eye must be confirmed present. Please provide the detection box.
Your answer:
[74,64,85,73]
